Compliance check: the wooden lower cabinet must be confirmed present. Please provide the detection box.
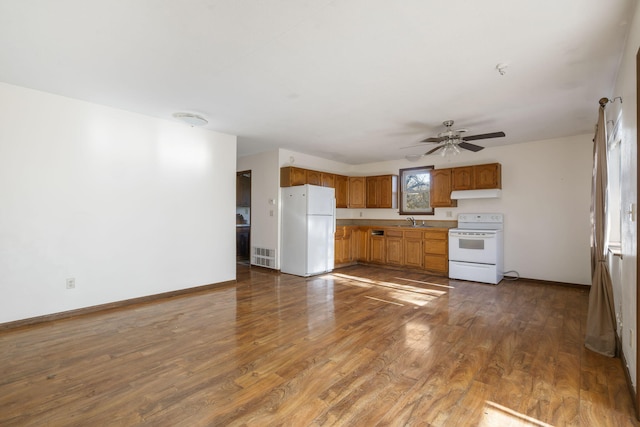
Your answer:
[334,227,352,265]
[385,230,403,266]
[403,230,423,268]
[370,234,385,264]
[423,229,449,274]
[352,227,369,261]
[334,226,448,275]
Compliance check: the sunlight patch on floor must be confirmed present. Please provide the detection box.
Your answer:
[331,273,448,297]
[364,296,404,306]
[480,401,553,427]
[388,291,439,307]
[392,276,454,289]
[328,272,448,307]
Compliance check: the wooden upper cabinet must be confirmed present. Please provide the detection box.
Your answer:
[379,175,398,209]
[366,177,379,208]
[433,162,501,205]
[335,175,349,208]
[321,173,336,188]
[430,168,457,208]
[451,163,501,190]
[306,169,322,186]
[452,166,474,191]
[366,175,398,209]
[280,166,307,187]
[474,163,501,189]
[348,177,366,208]
[279,167,402,210]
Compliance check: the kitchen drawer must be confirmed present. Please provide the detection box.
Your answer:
[424,239,447,255]
[404,230,423,239]
[385,229,403,238]
[423,229,447,240]
[424,254,447,273]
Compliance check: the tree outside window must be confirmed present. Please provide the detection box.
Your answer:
[399,166,434,215]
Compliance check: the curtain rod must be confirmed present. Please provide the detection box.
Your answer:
[599,96,623,107]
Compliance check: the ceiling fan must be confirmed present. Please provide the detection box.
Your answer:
[414,120,505,157]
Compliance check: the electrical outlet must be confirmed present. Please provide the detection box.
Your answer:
[446,211,453,218]
[66,278,75,289]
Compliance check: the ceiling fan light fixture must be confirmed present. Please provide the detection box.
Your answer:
[441,141,461,157]
[173,112,208,127]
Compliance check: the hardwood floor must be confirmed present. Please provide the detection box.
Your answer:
[0,264,637,426]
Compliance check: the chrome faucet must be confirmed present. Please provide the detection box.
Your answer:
[406,217,416,227]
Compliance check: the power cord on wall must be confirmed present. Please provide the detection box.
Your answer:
[502,270,520,281]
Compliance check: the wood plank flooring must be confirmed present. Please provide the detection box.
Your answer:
[0,264,637,426]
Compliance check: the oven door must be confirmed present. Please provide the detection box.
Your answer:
[448,230,498,264]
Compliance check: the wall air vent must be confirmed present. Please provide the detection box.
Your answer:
[252,247,276,269]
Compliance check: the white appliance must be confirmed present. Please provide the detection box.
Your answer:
[449,213,504,284]
[281,184,336,277]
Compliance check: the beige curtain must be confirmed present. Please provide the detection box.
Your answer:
[584,99,617,357]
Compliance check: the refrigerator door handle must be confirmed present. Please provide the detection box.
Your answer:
[332,200,336,234]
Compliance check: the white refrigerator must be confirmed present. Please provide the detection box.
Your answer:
[281,184,336,277]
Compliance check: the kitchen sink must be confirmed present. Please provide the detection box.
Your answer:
[393,224,435,228]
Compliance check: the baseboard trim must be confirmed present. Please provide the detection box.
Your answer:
[248,264,281,273]
[516,277,590,288]
[619,334,639,420]
[0,279,237,332]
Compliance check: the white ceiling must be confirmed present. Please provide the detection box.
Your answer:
[0,1,635,164]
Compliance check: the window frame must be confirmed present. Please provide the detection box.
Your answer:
[399,165,435,215]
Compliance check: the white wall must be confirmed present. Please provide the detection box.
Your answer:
[243,137,593,285]
[611,0,639,391]
[0,82,237,324]
[237,150,280,267]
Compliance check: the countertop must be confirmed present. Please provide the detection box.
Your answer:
[336,219,456,229]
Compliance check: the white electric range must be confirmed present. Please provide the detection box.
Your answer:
[448,213,504,285]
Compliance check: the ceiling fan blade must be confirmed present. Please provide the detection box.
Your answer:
[421,136,446,143]
[462,131,505,141]
[458,141,485,152]
[425,144,445,155]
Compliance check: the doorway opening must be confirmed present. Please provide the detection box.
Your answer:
[236,170,251,264]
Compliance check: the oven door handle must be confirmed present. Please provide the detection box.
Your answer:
[449,232,495,239]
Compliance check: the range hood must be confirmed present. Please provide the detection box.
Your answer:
[450,189,502,200]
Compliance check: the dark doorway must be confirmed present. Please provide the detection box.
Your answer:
[236,170,251,264]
